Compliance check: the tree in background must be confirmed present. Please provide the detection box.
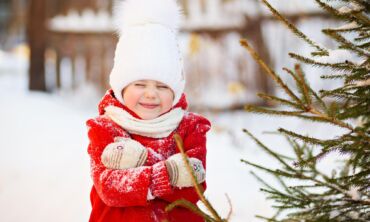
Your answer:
[28,0,47,91]
[241,0,369,221]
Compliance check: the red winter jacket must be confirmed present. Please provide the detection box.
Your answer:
[86,90,211,222]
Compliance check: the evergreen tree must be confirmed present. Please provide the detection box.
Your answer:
[240,0,370,221]
[167,0,369,221]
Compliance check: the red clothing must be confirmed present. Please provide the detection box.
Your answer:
[86,90,211,222]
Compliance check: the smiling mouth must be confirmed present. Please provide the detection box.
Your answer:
[139,103,159,109]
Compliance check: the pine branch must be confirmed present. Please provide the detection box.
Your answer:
[321,73,349,79]
[355,34,370,42]
[249,171,282,194]
[165,199,216,222]
[260,188,310,208]
[287,137,311,167]
[282,66,313,107]
[245,104,357,130]
[294,65,313,106]
[289,53,353,70]
[260,0,329,55]
[315,0,370,27]
[351,10,370,26]
[245,136,370,207]
[322,29,370,58]
[241,159,301,179]
[255,215,284,222]
[225,194,233,221]
[281,130,370,161]
[350,0,370,9]
[240,0,370,220]
[240,39,302,104]
[332,25,364,33]
[320,84,355,95]
[274,172,298,196]
[314,0,358,21]
[245,105,305,116]
[257,93,303,109]
[250,159,359,204]
[277,128,331,146]
[303,79,329,113]
[172,134,226,222]
[243,129,296,171]
[356,41,370,48]
[346,73,370,85]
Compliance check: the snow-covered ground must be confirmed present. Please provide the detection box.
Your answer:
[0,52,346,221]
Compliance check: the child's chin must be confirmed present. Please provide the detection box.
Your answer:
[139,112,160,120]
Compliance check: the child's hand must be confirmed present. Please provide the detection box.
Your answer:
[164,154,205,188]
[146,148,165,166]
[101,137,148,169]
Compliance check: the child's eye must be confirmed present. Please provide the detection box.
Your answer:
[158,85,169,89]
[134,83,146,87]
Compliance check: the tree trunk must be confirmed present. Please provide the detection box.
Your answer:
[27,0,47,91]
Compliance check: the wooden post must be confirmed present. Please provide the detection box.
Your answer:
[55,49,62,89]
[27,0,47,91]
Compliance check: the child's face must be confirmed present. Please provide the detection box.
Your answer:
[122,80,174,120]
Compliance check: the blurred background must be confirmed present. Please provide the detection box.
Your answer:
[0,0,345,221]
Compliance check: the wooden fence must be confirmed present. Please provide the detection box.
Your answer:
[47,31,117,93]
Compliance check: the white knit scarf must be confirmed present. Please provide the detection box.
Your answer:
[104,105,185,138]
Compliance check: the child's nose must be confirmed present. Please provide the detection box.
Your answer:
[144,88,157,99]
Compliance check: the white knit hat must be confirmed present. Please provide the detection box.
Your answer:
[110,0,185,105]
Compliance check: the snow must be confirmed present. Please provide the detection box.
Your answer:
[355,79,370,87]
[348,211,360,219]
[349,2,364,11]
[335,21,359,30]
[261,17,360,96]
[49,9,114,33]
[329,210,340,219]
[346,186,361,201]
[319,49,356,64]
[0,51,346,221]
[0,51,94,222]
[338,6,352,14]
[0,48,28,74]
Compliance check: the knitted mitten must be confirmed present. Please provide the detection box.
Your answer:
[165,153,206,188]
[101,137,148,169]
[150,161,172,198]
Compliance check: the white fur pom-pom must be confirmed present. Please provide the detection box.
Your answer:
[113,0,183,35]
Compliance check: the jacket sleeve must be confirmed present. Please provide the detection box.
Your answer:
[87,117,169,207]
[156,115,211,204]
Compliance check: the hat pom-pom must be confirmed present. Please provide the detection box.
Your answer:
[113,0,183,35]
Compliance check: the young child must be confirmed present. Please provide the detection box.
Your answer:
[86,0,211,221]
